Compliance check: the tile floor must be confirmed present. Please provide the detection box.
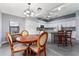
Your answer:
[0,41,79,56]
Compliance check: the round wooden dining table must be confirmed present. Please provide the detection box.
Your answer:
[16,34,39,56]
[16,35,39,43]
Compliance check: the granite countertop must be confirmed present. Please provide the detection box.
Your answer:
[45,30,57,33]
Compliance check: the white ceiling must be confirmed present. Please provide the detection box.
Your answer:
[0,3,79,19]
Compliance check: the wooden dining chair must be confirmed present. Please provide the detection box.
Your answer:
[30,32,48,56]
[6,32,28,56]
[58,30,65,44]
[21,30,29,37]
[54,30,65,46]
[32,31,44,45]
[65,30,72,46]
[54,32,59,44]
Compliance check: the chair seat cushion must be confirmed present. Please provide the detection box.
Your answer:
[13,45,28,52]
[30,45,43,53]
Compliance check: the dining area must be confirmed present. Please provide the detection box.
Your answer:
[0,3,79,56]
[5,25,76,56]
[6,30,48,56]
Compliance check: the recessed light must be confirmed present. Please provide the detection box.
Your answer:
[47,16,51,17]
[49,12,54,14]
[58,7,61,11]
